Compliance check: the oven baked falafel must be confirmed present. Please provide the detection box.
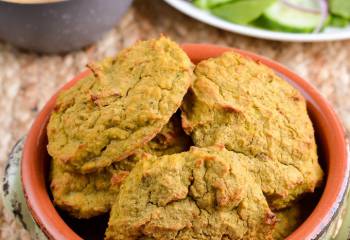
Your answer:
[47,37,194,173]
[105,147,276,240]
[50,114,192,218]
[272,203,304,240]
[181,52,323,209]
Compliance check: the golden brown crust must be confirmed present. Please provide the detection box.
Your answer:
[50,114,192,219]
[181,52,323,209]
[47,37,194,173]
[105,147,275,240]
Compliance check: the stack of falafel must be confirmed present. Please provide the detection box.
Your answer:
[47,37,323,240]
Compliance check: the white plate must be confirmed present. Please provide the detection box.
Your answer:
[164,0,350,42]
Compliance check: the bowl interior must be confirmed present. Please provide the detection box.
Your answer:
[22,44,348,240]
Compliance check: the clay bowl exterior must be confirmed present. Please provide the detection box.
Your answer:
[0,0,132,53]
[21,44,348,239]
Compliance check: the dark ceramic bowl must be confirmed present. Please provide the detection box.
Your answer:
[0,0,132,53]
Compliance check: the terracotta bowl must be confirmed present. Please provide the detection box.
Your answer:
[21,44,348,239]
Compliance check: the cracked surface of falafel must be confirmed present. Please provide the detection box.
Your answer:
[47,37,194,173]
[181,52,323,209]
[50,156,136,219]
[142,113,192,156]
[105,147,276,240]
[50,114,192,218]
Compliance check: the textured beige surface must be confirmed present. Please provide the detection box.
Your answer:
[0,0,349,239]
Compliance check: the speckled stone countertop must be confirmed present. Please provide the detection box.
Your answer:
[0,0,350,239]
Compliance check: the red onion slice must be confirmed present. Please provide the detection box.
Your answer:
[281,0,328,33]
[313,0,328,33]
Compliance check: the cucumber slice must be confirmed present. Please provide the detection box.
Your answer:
[211,0,276,24]
[259,0,322,33]
[330,0,350,19]
[193,0,233,9]
[330,15,349,28]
